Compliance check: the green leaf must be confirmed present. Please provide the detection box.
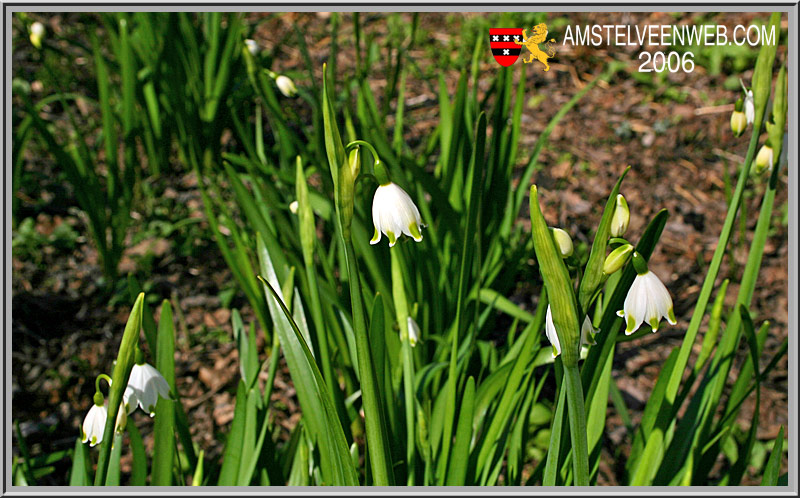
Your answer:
[529,184,580,366]
[446,376,475,485]
[577,167,630,312]
[761,426,785,486]
[257,233,358,485]
[233,309,259,390]
[236,388,260,485]
[104,432,124,485]
[68,436,90,486]
[543,386,567,486]
[438,111,486,485]
[152,300,176,485]
[217,380,248,485]
[127,423,147,486]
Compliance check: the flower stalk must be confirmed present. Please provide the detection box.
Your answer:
[391,249,417,485]
[322,63,394,485]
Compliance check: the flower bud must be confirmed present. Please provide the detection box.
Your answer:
[754,143,774,174]
[289,200,299,214]
[244,38,259,56]
[407,317,421,347]
[603,243,634,275]
[730,109,747,137]
[29,21,45,49]
[338,147,357,234]
[550,227,573,258]
[275,75,297,97]
[610,194,630,237]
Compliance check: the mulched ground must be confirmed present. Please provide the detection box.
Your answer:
[11,11,788,486]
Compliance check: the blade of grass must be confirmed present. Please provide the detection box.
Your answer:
[761,426,785,486]
[152,300,176,485]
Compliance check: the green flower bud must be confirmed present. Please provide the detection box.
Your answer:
[610,194,630,237]
[338,147,358,234]
[730,110,747,137]
[603,243,633,275]
[754,143,774,175]
[550,227,574,258]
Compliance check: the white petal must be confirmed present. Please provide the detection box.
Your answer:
[623,275,646,334]
[123,385,138,415]
[645,271,675,326]
[544,305,561,357]
[744,92,755,125]
[407,316,421,346]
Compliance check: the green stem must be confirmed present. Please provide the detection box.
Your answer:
[391,250,416,485]
[401,342,416,484]
[563,364,589,486]
[343,238,394,485]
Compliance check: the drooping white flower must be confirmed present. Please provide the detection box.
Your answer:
[369,182,424,247]
[81,403,107,447]
[127,363,171,416]
[289,200,299,214]
[406,316,421,347]
[29,22,45,48]
[244,38,259,56]
[616,269,677,335]
[275,75,297,97]
[544,305,597,358]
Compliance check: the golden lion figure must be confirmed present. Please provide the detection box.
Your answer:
[514,23,556,71]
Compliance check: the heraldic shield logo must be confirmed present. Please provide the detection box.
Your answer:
[489,28,523,67]
[490,24,556,71]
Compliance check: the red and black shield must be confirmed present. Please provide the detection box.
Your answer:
[489,28,523,67]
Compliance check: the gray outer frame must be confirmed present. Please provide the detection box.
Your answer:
[5,2,797,495]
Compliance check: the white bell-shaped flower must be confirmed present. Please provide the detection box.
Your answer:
[127,363,171,417]
[275,75,297,97]
[81,402,107,447]
[544,305,597,358]
[369,182,424,247]
[616,268,677,335]
[244,39,259,56]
